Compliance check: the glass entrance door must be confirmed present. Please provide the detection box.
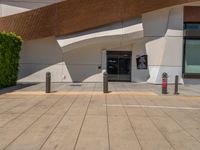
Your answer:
[107,51,132,82]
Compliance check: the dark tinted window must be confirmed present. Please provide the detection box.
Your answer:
[184,39,200,74]
[185,23,200,30]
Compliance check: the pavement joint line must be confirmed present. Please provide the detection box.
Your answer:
[132,96,176,150]
[39,95,79,150]
[0,99,31,115]
[2,95,65,150]
[105,95,111,150]
[104,104,200,110]
[73,95,93,150]
[0,96,48,128]
[118,95,143,150]
[147,96,200,144]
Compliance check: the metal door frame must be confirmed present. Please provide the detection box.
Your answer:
[106,51,132,82]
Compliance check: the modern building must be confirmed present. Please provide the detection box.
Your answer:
[1,0,200,84]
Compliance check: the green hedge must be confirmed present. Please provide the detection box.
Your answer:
[0,32,22,88]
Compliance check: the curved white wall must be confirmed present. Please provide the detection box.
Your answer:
[142,1,200,84]
[18,18,149,83]
[18,37,67,83]
[16,1,200,84]
[142,6,184,84]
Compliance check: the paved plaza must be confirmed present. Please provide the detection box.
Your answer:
[1,82,200,96]
[0,91,200,150]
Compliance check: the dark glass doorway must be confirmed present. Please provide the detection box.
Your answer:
[107,51,132,82]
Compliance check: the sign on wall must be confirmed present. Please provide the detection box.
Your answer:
[136,55,148,70]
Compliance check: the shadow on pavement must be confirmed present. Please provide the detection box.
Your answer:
[0,83,39,95]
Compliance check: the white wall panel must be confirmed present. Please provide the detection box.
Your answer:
[16,1,200,84]
[143,6,184,84]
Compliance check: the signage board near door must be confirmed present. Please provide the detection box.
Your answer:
[136,55,148,70]
[107,51,132,82]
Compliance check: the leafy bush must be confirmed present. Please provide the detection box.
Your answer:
[0,32,22,88]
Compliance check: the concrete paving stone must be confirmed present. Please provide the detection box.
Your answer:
[129,116,174,150]
[119,95,147,117]
[4,95,76,150]
[133,95,200,149]
[53,83,67,91]
[114,83,125,92]
[58,84,72,92]
[148,96,187,108]
[151,116,200,150]
[50,83,64,92]
[72,83,85,91]
[0,100,8,106]
[0,96,45,127]
[0,88,199,150]
[3,96,43,114]
[40,95,91,150]
[0,99,26,114]
[83,83,96,91]
[108,116,141,150]
[16,83,44,92]
[93,83,103,91]
[133,96,167,117]
[184,110,200,123]
[67,95,91,116]
[164,109,200,141]
[181,97,200,107]
[1,94,36,99]
[149,96,200,122]
[145,96,200,142]
[108,83,116,92]
[106,95,126,116]
[121,95,175,149]
[2,82,200,96]
[0,95,62,149]
[40,115,84,150]
[87,95,106,116]
[75,116,109,150]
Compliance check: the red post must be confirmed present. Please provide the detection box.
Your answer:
[162,73,168,94]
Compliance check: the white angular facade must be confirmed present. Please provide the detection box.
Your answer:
[1,0,200,84]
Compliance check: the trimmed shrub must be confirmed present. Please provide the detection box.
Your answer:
[0,32,22,88]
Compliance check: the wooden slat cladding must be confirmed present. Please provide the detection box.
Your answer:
[184,6,200,23]
[0,4,57,40]
[0,0,199,40]
[55,0,122,36]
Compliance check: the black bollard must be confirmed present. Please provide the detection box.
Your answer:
[162,72,168,94]
[174,75,179,95]
[46,72,51,93]
[103,72,109,93]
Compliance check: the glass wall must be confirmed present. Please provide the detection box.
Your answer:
[184,39,200,74]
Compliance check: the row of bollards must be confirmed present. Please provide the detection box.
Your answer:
[162,72,179,95]
[45,72,179,95]
[45,72,109,94]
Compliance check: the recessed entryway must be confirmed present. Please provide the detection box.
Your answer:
[107,51,132,82]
